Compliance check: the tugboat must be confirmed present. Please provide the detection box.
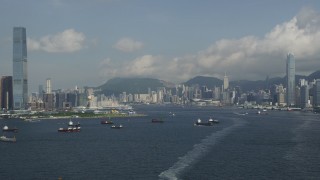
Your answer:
[2,125,18,132]
[111,124,123,129]
[58,120,81,132]
[151,118,164,123]
[208,117,219,123]
[194,118,213,126]
[0,135,16,143]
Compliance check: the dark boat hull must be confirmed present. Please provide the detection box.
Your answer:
[101,121,113,124]
[3,128,18,132]
[58,128,80,132]
[152,119,164,123]
[194,122,213,126]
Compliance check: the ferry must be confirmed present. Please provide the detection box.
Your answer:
[58,120,81,132]
[2,125,18,132]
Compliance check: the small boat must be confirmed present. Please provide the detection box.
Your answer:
[101,120,114,124]
[208,117,219,123]
[2,125,18,132]
[111,124,123,129]
[151,118,164,123]
[194,119,213,126]
[0,135,16,142]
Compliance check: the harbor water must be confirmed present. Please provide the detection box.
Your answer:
[1,105,320,179]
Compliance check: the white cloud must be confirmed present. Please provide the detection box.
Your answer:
[113,37,144,52]
[28,29,86,53]
[100,7,320,82]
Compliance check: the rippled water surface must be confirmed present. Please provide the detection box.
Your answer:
[1,106,320,180]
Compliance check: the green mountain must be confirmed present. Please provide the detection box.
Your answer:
[97,70,320,95]
[183,76,223,88]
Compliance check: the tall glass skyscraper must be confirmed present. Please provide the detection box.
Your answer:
[286,53,295,106]
[13,27,28,109]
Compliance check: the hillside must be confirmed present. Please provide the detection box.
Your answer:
[96,70,320,95]
[183,76,223,88]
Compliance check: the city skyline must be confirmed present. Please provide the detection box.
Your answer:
[1,1,320,93]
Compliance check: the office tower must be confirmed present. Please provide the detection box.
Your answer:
[46,78,52,94]
[286,53,295,106]
[0,76,13,110]
[13,27,28,109]
[300,85,309,108]
[38,85,44,99]
[223,72,229,91]
[313,80,320,107]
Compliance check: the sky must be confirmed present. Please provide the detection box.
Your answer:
[1,0,320,93]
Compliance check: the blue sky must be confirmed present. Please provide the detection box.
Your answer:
[1,0,320,92]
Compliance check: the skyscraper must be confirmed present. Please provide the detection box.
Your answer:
[223,72,229,91]
[46,78,52,94]
[0,76,13,110]
[13,27,28,109]
[286,53,295,106]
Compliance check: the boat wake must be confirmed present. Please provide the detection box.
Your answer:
[158,118,246,180]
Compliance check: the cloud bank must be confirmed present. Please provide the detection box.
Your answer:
[28,29,86,53]
[101,7,320,82]
[113,37,144,52]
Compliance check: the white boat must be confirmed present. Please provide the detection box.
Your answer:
[208,117,219,123]
[0,135,16,142]
[111,124,123,129]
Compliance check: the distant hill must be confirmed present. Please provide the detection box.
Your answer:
[307,70,320,81]
[183,76,223,88]
[97,70,320,95]
[98,77,170,95]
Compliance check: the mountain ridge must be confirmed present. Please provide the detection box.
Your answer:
[97,70,320,95]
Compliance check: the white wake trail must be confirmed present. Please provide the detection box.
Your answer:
[159,118,246,180]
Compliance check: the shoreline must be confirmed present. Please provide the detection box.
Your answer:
[20,113,147,121]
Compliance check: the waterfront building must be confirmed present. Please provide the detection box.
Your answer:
[286,53,295,106]
[0,76,13,110]
[13,27,28,109]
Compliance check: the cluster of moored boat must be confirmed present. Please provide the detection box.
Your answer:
[100,119,123,129]
[194,117,219,126]
[57,119,123,132]
[1,115,218,143]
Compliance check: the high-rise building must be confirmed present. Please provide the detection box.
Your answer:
[300,85,309,108]
[223,72,229,91]
[313,80,320,107]
[0,76,13,110]
[46,78,52,94]
[286,53,295,106]
[13,27,28,109]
